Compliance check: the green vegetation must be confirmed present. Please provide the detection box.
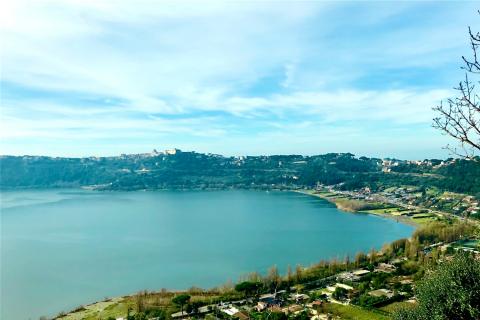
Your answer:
[171,294,190,313]
[234,281,261,297]
[323,303,389,320]
[58,298,130,320]
[379,301,415,314]
[9,153,477,320]
[332,198,385,212]
[3,151,478,220]
[332,287,349,300]
[59,219,479,320]
[393,253,480,320]
[1,152,479,196]
[60,289,243,320]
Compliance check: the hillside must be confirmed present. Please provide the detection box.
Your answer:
[1,150,479,196]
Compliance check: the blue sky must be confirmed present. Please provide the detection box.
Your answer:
[1,1,478,159]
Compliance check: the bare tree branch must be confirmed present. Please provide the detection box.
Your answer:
[433,17,480,159]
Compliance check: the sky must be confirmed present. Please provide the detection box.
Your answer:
[1,1,479,159]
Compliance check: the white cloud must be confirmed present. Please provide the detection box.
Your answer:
[0,0,476,157]
[1,87,451,143]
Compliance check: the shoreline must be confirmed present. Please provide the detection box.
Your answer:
[295,189,422,228]
[10,187,420,320]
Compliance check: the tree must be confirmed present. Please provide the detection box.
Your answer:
[135,291,147,312]
[134,313,147,320]
[332,287,348,301]
[368,248,377,264]
[343,254,351,269]
[295,264,303,283]
[172,294,191,313]
[433,17,480,158]
[267,265,281,290]
[354,252,367,267]
[287,265,293,284]
[393,252,480,320]
[235,281,261,297]
[292,310,310,320]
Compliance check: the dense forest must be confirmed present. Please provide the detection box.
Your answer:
[1,150,479,195]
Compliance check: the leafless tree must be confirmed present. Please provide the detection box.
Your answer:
[433,19,480,159]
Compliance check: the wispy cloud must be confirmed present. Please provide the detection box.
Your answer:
[0,1,477,158]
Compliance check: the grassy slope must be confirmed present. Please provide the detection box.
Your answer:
[323,303,389,320]
[60,298,132,320]
[380,301,415,314]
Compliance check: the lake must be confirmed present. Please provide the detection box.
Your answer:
[0,189,414,319]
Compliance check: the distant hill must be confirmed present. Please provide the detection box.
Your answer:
[1,150,479,195]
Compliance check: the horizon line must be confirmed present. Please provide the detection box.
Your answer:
[0,148,463,162]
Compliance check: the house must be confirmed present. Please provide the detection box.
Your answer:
[219,305,250,319]
[256,293,282,311]
[165,148,181,155]
[326,283,354,296]
[375,263,397,273]
[256,301,268,312]
[221,306,240,316]
[335,283,354,291]
[268,305,283,313]
[290,293,310,303]
[336,271,350,281]
[337,269,369,282]
[170,311,189,319]
[281,304,303,314]
[337,271,359,282]
[352,269,370,277]
[308,300,324,308]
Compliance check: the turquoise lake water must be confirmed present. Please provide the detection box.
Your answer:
[0,189,414,319]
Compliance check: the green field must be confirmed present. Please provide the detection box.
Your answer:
[380,301,415,314]
[313,191,337,197]
[60,298,132,320]
[362,206,438,225]
[323,303,390,320]
[411,217,436,224]
[363,207,402,215]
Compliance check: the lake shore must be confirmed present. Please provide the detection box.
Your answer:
[2,189,415,320]
[296,189,422,228]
